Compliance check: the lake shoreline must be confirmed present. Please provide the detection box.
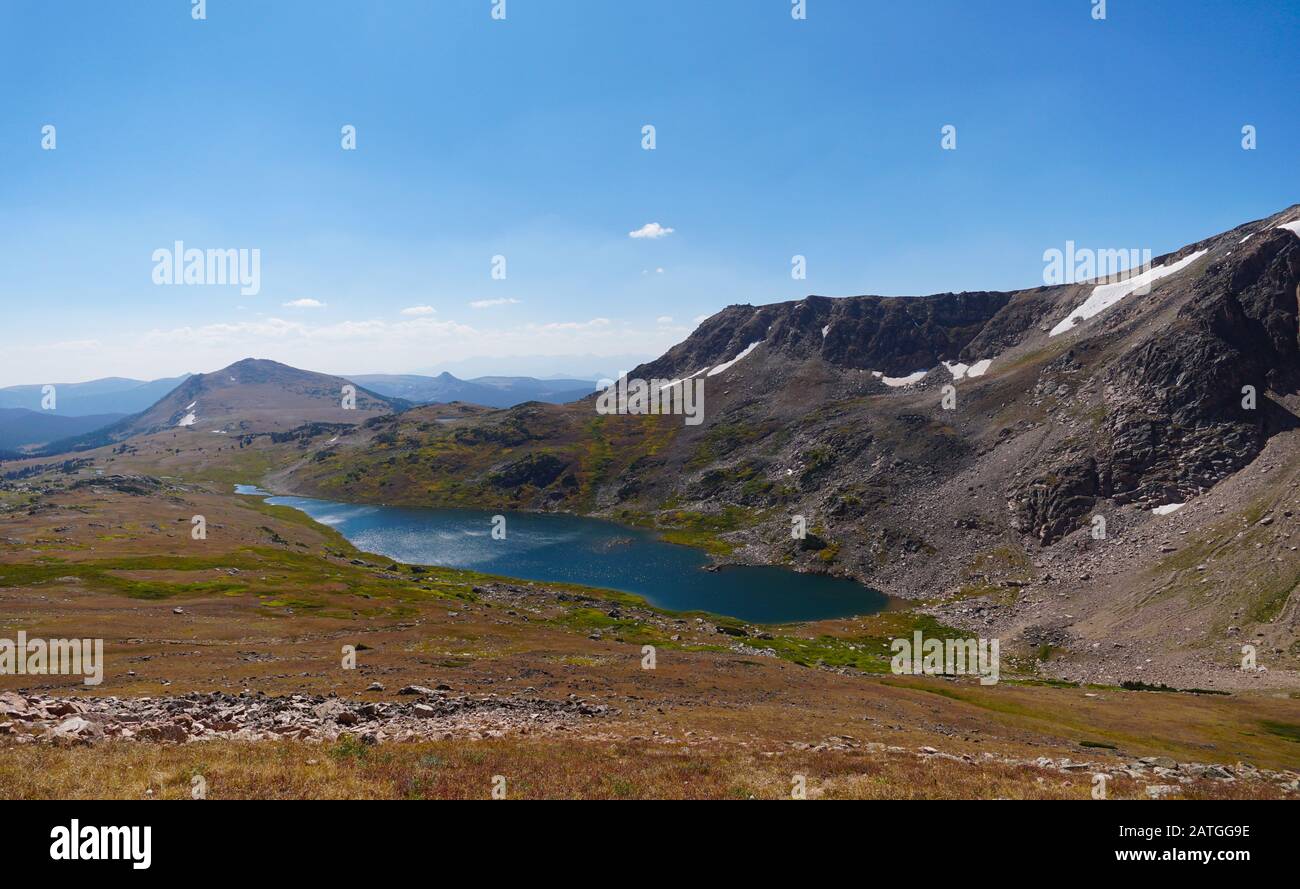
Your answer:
[247,476,888,587]
[235,484,890,624]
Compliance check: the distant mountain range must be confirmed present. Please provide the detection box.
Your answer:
[0,364,599,456]
[0,375,190,416]
[412,354,649,381]
[351,373,595,408]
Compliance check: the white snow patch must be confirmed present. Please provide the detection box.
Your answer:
[821,324,831,338]
[1049,250,1208,337]
[177,412,197,427]
[1278,220,1300,238]
[210,430,227,434]
[943,358,993,380]
[185,401,197,410]
[1239,232,1254,244]
[707,341,762,376]
[1152,503,1185,516]
[658,368,708,391]
[881,370,928,387]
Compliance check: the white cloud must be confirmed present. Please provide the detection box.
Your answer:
[283,298,326,309]
[656,316,674,324]
[400,305,436,316]
[469,297,522,309]
[628,222,675,240]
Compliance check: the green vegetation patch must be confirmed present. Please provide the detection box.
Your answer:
[752,612,968,673]
[1260,721,1300,744]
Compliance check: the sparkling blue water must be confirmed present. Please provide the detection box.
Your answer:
[236,485,887,623]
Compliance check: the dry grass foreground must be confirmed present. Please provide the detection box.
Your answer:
[1,736,1287,801]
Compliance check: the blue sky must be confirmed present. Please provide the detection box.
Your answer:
[1,0,1296,385]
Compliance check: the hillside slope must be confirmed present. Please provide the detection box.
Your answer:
[0,408,126,452]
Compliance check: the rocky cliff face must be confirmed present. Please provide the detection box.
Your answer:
[625,209,1300,550]
[640,291,1015,380]
[1009,225,1300,542]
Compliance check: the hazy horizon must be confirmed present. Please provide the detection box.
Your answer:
[0,354,643,391]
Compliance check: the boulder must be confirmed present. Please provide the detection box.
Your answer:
[49,716,103,745]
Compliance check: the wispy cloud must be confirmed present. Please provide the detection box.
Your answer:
[530,317,611,333]
[628,222,674,240]
[469,297,521,309]
[400,305,436,316]
[1,313,682,385]
[283,298,326,309]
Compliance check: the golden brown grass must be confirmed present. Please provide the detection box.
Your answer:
[3,736,1281,800]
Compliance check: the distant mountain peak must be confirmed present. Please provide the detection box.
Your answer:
[350,373,596,409]
[37,359,401,453]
